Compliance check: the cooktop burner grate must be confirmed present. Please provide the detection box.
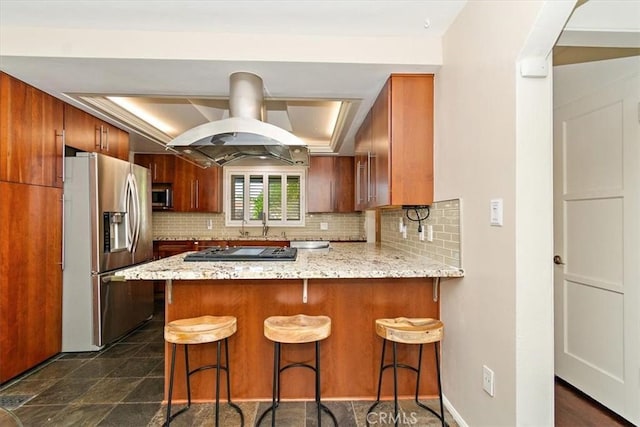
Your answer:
[184,246,297,262]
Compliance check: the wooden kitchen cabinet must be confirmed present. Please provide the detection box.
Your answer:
[0,72,64,188]
[64,104,129,161]
[229,240,289,247]
[173,157,222,213]
[307,156,354,213]
[355,74,434,208]
[134,153,175,183]
[0,182,63,383]
[354,112,372,211]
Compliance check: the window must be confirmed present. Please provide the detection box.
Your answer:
[224,166,305,227]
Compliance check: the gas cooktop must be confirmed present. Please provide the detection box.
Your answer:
[183,246,298,262]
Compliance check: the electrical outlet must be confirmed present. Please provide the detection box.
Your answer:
[320,222,329,230]
[206,219,213,230]
[402,224,407,239]
[483,365,495,396]
[427,224,433,242]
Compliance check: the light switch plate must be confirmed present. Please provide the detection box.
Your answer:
[490,199,503,226]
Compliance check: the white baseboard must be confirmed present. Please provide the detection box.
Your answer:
[443,394,469,427]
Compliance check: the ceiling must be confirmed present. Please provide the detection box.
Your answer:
[0,0,638,156]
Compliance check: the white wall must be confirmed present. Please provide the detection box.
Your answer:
[435,1,566,425]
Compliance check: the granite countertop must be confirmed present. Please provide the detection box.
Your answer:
[116,242,464,280]
[154,236,366,242]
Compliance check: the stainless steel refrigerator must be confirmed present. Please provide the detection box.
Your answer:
[63,152,154,351]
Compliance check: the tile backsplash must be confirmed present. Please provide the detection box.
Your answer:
[153,211,365,241]
[380,199,461,268]
[153,199,461,268]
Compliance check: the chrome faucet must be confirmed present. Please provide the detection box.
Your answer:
[262,212,269,237]
[239,219,249,237]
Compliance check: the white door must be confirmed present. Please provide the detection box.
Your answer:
[554,68,639,424]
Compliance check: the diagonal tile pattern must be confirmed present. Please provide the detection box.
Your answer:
[0,300,454,426]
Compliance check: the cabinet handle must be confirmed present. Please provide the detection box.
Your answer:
[356,160,362,205]
[367,152,372,202]
[153,163,157,181]
[331,181,335,211]
[95,126,101,149]
[61,195,65,270]
[190,181,194,209]
[103,127,109,151]
[195,179,199,209]
[56,130,65,182]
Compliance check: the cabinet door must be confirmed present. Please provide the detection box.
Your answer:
[0,182,62,382]
[354,112,372,211]
[372,81,390,207]
[0,72,64,188]
[174,157,221,213]
[307,156,334,212]
[195,165,222,213]
[155,241,194,258]
[114,126,130,161]
[134,154,175,183]
[63,104,101,153]
[173,158,196,211]
[64,105,130,161]
[308,156,354,213]
[334,157,354,212]
[388,75,434,206]
[231,240,289,247]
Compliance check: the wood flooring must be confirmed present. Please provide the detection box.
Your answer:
[555,377,634,427]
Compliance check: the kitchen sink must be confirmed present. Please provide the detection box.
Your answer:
[289,241,331,251]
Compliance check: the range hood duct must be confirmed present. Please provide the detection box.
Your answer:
[167,72,309,167]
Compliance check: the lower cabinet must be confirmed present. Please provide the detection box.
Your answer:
[0,182,62,383]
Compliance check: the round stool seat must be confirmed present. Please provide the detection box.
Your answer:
[375,317,443,344]
[264,314,331,343]
[165,315,237,345]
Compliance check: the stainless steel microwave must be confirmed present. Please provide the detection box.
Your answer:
[151,186,173,209]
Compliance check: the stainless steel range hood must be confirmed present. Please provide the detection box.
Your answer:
[167,72,309,167]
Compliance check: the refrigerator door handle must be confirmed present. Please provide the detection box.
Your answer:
[125,174,136,252]
[128,172,142,254]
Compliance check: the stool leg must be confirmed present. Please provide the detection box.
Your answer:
[435,341,445,427]
[366,338,387,426]
[414,344,424,402]
[392,341,399,427]
[315,340,321,426]
[215,340,221,427]
[272,341,281,427]
[165,343,177,426]
[221,338,244,426]
[184,345,191,407]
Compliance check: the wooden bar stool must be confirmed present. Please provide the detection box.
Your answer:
[366,317,446,427]
[256,314,338,427]
[164,315,244,426]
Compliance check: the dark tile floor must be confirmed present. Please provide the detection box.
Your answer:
[0,301,454,426]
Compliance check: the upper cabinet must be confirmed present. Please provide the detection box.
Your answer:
[354,111,372,211]
[355,74,434,209]
[0,72,64,188]
[307,156,355,213]
[134,153,175,183]
[64,104,130,161]
[173,157,222,213]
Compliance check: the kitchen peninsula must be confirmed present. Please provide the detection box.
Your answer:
[116,242,464,402]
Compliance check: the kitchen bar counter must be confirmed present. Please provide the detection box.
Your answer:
[115,243,463,403]
[116,242,464,281]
